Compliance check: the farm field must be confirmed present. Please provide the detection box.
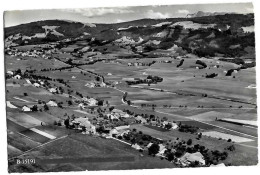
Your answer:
[4,9,257,172]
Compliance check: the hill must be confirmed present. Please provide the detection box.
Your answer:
[4,13,255,59]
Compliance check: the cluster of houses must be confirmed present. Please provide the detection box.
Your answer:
[78,97,99,108]
[127,61,156,67]
[106,126,206,167]
[85,81,106,88]
[5,47,56,59]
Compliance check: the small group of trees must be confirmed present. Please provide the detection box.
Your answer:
[178,124,199,134]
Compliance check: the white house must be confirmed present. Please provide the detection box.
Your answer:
[135,116,147,124]
[131,143,143,150]
[25,79,32,84]
[82,97,98,106]
[47,100,58,107]
[33,83,40,88]
[78,103,85,109]
[13,75,21,79]
[22,106,31,112]
[114,125,130,131]
[146,142,153,148]
[179,152,205,166]
[85,82,95,88]
[73,117,96,134]
[7,71,14,75]
[49,88,57,93]
[109,128,119,136]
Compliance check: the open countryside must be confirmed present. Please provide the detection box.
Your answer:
[4,4,257,173]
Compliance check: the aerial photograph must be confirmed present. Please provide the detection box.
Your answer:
[4,2,257,173]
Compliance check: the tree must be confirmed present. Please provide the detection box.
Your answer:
[68,100,73,106]
[167,152,175,162]
[96,76,100,81]
[24,93,28,96]
[64,118,70,128]
[187,139,192,145]
[97,100,104,106]
[148,143,160,155]
[109,106,115,112]
[44,104,49,111]
[31,105,38,112]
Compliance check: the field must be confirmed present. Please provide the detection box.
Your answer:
[5,35,257,172]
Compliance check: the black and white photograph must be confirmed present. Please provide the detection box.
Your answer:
[1,1,258,173]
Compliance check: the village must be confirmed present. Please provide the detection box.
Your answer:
[4,8,257,172]
[6,62,234,168]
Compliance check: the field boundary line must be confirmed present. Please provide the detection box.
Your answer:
[8,135,68,161]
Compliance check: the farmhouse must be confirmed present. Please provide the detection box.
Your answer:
[13,75,21,79]
[131,143,143,150]
[7,71,14,75]
[47,100,58,107]
[114,125,130,131]
[85,82,96,88]
[162,121,178,129]
[22,106,31,112]
[73,117,96,134]
[135,115,147,124]
[156,144,167,157]
[78,103,85,109]
[25,79,32,84]
[179,152,205,166]
[82,97,98,106]
[49,88,57,93]
[33,83,40,88]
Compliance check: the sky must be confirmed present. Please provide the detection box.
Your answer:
[4,3,254,27]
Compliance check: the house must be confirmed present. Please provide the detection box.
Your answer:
[49,88,57,93]
[179,152,205,166]
[107,113,119,120]
[47,100,58,107]
[7,71,14,75]
[25,79,32,84]
[156,144,167,157]
[78,103,85,109]
[33,83,40,88]
[22,106,31,112]
[150,120,157,126]
[13,75,21,79]
[85,82,96,88]
[83,98,98,106]
[73,117,96,134]
[162,121,178,130]
[100,82,106,87]
[109,128,119,136]
[122,113,130,118]
[114,125,130,131]
[135,115,147,124]
[146,142,153,148]
[131,143,143,150]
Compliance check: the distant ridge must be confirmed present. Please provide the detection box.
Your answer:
[186,11,232,18]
